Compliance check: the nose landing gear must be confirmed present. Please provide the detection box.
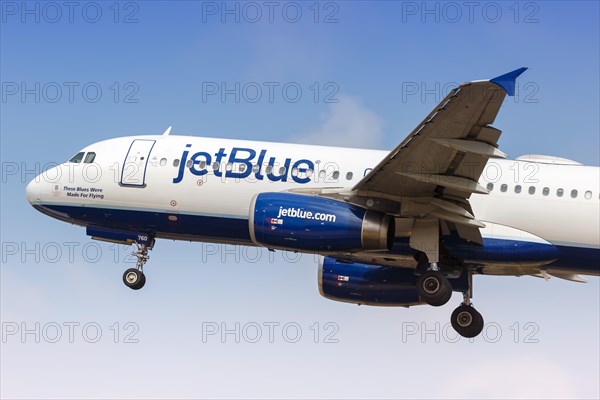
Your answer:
[123,242,151,290]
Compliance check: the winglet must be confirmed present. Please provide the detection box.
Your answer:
[490,67,528,96]
[162,126,172,136]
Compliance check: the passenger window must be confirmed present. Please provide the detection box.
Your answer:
[252,164,260,173]
[306,169,314,177]
[160,158,167,167]
[571,189,578,198]
[514,185,522,194]
[585,191,592,200]
[83,152,96,163]
[265,165,273,174]
[486,182,494,191]
[332,171,340,180]
[186,160,193,168]
[557,188,564,197]
[318,170,326,179]
[346,172,353,180]
[500,184,507,192]
[291,167,299,176]
[68,152,85,163]
[542,187,549,196]
[226,163,233,172]
[279,166,287,175]
[239,164,246,173]
[199,161,206,169]
[212,162,220,171]
[528,186,535,195]
[173,159,180,167]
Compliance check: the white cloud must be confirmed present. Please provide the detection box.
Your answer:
[295,96,385,149]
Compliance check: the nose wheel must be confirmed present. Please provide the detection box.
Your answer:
[123,268,146,290]
[123,242,150,290]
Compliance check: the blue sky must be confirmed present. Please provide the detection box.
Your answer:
[1,1,599,399]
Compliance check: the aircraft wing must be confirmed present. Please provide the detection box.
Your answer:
[348,68,528,245]
[355,68,528,197]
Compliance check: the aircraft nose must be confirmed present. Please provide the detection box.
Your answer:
[25,178,40,205]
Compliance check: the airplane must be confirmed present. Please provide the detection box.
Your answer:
[25,68,600,338]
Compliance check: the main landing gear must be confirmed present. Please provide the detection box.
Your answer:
[416,263,452,307]
[450,293,484,338]
[410,218,485,338]
[123,242,151,290]
[416,263,484,339]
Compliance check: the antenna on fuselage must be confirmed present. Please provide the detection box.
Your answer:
[162,126,172,136]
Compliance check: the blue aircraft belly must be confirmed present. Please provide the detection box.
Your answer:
[38,204,600,274]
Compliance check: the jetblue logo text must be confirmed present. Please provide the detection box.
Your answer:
[173,145,315,184]
[277,207,337,223]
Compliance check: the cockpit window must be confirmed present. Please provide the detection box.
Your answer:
[68,152,85,163]
[83,152,96,163]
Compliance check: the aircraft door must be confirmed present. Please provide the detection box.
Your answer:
[120,139,156,187]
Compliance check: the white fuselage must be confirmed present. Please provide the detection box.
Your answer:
[26,135,600,274]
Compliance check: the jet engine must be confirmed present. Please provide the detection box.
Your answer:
[249,192,394,253]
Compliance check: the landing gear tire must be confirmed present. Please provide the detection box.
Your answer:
[122,241,152,290]
[123,268,146,290]
[451,304,484,338]
[417,271,452,306]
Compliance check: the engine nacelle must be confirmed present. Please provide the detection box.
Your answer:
[249,192,394,252]
[319,257,469,307]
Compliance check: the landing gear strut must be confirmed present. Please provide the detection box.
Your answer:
[450,292,484,338]
[410,219,486,338]
[123,242,150,290]
[417,263,453,307]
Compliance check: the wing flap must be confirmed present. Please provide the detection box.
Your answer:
[429,138,507,159]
